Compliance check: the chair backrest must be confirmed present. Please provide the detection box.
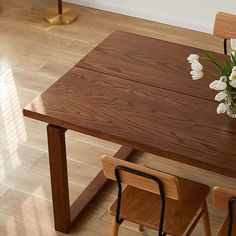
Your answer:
[213,186,236,213]
[214,12,236,39]
[101,155,181,200]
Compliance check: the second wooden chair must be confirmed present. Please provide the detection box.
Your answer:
[213,186,236,236]
[214,12,236,55]
[102,155,212,236]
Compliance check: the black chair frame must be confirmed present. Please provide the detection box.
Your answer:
[114,165,167,236]
[228,197,236,236]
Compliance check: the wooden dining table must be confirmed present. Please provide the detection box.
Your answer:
[23,31,236,233]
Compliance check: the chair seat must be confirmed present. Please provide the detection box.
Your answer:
[109,177,209,236]
[217,215,236,236]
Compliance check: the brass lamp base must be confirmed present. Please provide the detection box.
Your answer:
[45,7,78,25]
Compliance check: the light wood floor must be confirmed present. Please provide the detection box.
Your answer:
[0,0,235,235]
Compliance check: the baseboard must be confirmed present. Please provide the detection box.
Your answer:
[65,0,212,33]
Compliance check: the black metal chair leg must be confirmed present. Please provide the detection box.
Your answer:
[228,197,236,236]
[224,38,228,55]
[58,0,63,15]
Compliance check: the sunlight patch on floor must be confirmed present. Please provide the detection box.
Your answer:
[0,66,27,173]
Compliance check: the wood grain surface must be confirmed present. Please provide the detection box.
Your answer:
[77,31,228,101]
[24,58,236,178]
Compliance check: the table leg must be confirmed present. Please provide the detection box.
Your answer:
[47,125,71,233]
[47,124,135,233]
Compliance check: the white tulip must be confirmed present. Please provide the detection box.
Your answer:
[231,51,236,58]
[230,80,236,88]
[215,91,227,101]
[229,71,236,80]
[187,54,199,64]
[217,81,227,90]
[217,103,227,114]
[232,66,236,72]
[220,76,227,82]
[191,60,203,72]
[190,70,204,80]
[209,80,218,89]
[230,39,236,51]
[209,80,227,90]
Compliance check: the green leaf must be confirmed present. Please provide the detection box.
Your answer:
[222,61,233,77]
[205,53,224,74]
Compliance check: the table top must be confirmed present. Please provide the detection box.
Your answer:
[23,31,236,178]
[78,31,225,101]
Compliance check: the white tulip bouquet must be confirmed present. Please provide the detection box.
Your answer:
[188,39,236,118]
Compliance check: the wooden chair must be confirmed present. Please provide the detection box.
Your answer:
[214,12,236,55]
[102,156,212,236]
[213,186,236,236]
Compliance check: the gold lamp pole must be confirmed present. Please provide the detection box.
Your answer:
[45,0,78,25]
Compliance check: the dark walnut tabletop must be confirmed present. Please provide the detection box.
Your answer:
[23,31,236,178]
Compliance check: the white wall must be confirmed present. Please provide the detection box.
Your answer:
[65,0,236,33]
